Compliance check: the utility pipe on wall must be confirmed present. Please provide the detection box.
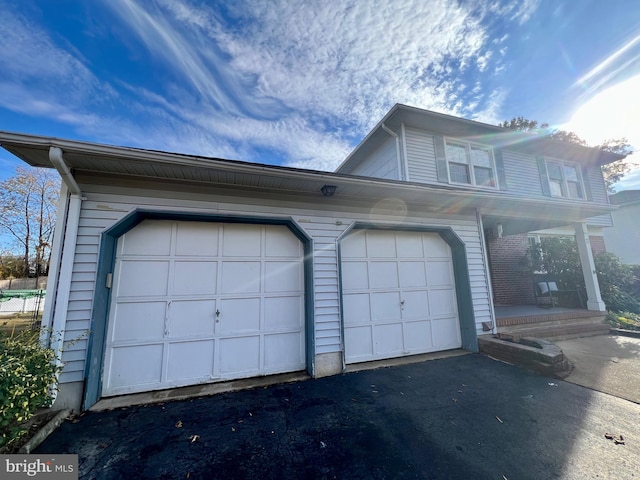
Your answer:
[45,146,84,404]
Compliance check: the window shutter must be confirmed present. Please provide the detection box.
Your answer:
[493,149,508,191]
[434,135,449,183]
[581,166,593,201]
[536,156,551,196]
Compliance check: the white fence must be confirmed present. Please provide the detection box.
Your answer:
[0,291,46,315]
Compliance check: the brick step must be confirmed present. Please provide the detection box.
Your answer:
[496,310,605,328]
[498,322,610,342]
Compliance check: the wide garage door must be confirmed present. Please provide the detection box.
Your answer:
[103,220,305,396]
[341,229,461,363]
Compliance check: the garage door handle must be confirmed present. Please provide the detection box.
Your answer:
[215,309,220,322]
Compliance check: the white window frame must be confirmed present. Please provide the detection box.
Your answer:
[545,159,585,199]
[444,138,498,189]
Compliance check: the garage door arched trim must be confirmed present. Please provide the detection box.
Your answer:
[83,209,314,410]
[337,223,477,365]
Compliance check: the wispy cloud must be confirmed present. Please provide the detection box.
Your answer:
[0,0,540,170]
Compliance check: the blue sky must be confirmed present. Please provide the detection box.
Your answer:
[0,0,639,189]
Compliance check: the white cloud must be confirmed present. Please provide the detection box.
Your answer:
[0,0,542,171]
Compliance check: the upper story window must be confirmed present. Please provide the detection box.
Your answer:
[445,139,497,188]
[546,160,584,199]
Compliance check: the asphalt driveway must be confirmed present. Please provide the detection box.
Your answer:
[36,354,640,479]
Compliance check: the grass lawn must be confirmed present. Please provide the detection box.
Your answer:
[0,313,42,336]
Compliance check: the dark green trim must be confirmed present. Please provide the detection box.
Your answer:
[536,156,551,196]
[83,209,314,410]
[434,135,449,183]
[493,149,508,191]
[337,223,478,358]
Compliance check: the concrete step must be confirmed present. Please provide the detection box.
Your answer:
[498,322,610,342]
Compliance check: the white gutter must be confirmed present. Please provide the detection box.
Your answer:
[45,146,84,404]
[381,123,404,181]
[49,146,81,195]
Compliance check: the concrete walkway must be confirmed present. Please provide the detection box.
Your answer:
[556,334,640,404]
[36,354,640,479]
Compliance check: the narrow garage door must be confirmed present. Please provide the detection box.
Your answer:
[341,229,461,364]
[103,220,305,396]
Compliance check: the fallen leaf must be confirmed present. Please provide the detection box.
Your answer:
[175,420,183,428]
[496,416,503,424]
[189,435,200,443]
[604,433,625,445]
[231,427,235,432]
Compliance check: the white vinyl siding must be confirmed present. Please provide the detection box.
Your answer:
[584,165,613,227]
[345,136,399,180]
[405,128,437,183]
[54,183,491,384]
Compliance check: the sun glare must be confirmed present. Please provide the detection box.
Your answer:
[567,74,640,147]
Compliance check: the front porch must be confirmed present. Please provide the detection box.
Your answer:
[493,305,608,341]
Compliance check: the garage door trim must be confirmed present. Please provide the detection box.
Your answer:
[83,209,314,410]
[337,222,477,367]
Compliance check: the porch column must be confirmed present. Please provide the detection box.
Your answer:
[574,222,606,311]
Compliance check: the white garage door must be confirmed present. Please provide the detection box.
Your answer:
[341,229,461,364]
[103,220,305,396]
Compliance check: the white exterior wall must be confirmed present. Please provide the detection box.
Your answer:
[501,150,544,196]
[347,136,399,180]
[55,184,491,384]
[404,127,437,183]
[584,166,613,227]
[604,203,640,264]
[401,128,612,217]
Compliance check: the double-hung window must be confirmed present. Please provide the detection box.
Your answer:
[445,140,496,188]
[546,160,584,199]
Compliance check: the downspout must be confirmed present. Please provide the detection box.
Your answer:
[381,123,405,181]
[50,147,82,195]
[46,146,84,404]
[476,209,498,334]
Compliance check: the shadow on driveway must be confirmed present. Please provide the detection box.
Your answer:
[36,354,640,479]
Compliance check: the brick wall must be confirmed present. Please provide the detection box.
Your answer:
[486,232,607,306]
[589,235,606,256]
[486,231,535,306]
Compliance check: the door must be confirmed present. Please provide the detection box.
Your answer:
[341,229,461,363]
[102,220,305,396]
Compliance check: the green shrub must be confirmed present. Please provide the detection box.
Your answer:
[595,253,640,314]
[606,311,640,331]
[0,330,61,449]
[527,238,640,314]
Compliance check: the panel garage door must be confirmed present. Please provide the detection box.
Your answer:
[103,220,305,396]
[341,229,461,363]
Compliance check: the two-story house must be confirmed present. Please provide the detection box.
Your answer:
[337,104,620,310]
[0,104,622,411]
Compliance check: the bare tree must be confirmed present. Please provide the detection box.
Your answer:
[0,167,60,278]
